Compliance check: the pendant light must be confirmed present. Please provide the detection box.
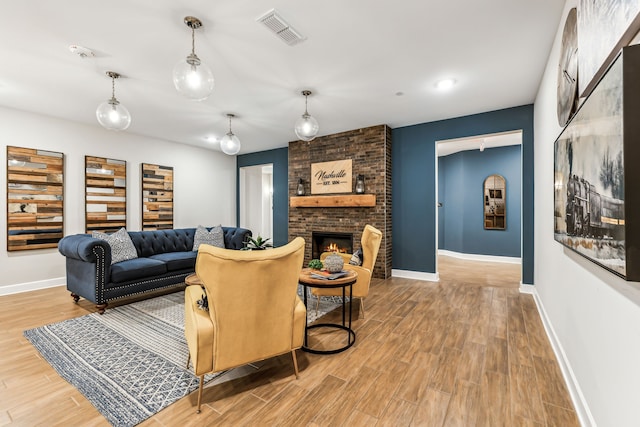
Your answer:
[294,90,319,141]
[96,71,131,131]
[173,16,214,101]
[220,113,241,155]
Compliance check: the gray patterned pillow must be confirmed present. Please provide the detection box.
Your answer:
[92,227,138,264]
[349,248,363,266]
[193,225,225,251]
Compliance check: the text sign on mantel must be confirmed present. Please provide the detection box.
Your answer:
[311,159,352,194]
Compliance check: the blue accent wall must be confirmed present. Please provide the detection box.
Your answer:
[439,145,521,257]
[237,148,288,247]
[392,105,534,284]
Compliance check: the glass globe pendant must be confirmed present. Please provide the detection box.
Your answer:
[220,113,241,155]
[294,90,319,141]
[173,16,214,101]
[96,71,131,131]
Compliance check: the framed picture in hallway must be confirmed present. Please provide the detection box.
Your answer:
[554,45,640,281]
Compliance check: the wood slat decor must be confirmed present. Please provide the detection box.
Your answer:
[6,146,64,251]
[85,156,126,234]
[141,163,173,230]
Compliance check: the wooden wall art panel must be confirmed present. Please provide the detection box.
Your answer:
[6,146,64,251]
[141,163,173,230]
[85,156,126,234]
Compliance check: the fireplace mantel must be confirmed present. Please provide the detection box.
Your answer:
[290,194,376,208]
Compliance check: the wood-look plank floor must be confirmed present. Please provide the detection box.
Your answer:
[0,256,579,426]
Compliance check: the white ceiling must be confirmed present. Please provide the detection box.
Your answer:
[0,1,564,155]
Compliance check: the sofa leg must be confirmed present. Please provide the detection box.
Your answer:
[96,303,108,314]
[71,293,80,303]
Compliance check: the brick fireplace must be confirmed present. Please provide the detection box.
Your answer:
[288,125,392,279]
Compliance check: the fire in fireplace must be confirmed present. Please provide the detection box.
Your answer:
[312,231,353,259]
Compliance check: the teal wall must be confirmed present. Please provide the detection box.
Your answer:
[438,145,522,257]
[392,105,534,284]
[237,147,289,247]
[236,105,534,283]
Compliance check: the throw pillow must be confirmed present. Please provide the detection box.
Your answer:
[349,248,364,266]
[92,227,138,265]
[193,224,225,251]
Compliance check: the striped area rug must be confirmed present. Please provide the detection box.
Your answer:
[24,288,338,427]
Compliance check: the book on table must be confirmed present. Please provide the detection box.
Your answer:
[310,270,348,280]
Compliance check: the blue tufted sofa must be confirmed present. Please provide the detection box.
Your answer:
[58,227,251,313]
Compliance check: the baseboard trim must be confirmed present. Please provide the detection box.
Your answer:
[438,249,521,264]
[392,269,439,282]
[0,277,65,296]
[519,283,535,293]
[530,287,595,427]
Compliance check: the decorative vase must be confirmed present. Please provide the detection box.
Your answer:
[324,253,344,273]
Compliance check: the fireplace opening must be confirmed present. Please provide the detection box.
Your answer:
[312,231,353,260]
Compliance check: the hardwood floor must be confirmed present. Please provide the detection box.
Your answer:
[0,256,579,426]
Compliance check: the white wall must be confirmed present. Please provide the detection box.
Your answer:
[534,2,640,426]
[0,107,236,292]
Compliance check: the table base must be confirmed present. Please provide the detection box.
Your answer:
[302,323,356,354]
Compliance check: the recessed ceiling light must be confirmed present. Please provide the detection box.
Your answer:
[206,136,218,144]
[395,91,404,96]
[435,78,456,90]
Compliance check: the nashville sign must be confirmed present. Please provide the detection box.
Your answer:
[310,159,352,194]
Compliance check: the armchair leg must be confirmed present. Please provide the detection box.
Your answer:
[291,350,300,379]
[196,375,204,413]
[186,352,190,369]
[314,297,320,316]
[360,298,365,319]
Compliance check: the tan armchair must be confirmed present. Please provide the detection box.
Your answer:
[312,225,382,318]
[184,237,306,413]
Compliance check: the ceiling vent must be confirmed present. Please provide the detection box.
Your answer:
[256,9,306,46]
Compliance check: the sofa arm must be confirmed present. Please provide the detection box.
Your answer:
[58,234,112,265]
[222,227,252,250]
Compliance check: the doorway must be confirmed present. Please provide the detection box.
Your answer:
[239,164,273,240]
[435,131,523,284]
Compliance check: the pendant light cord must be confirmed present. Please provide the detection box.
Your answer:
[191,27,196,56]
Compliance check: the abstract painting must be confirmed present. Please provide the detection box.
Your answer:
[85,156,126,234]
[578,0,640,96]
[7,146,64,251]
[141,163,173,230]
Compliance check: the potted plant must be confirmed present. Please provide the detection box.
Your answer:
[241,235,273,250]
[308,259,323,270]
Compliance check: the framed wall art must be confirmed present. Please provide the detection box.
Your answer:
[6,146,64,251]
[85,156,126,234]
[310,159,352,194]
[578,0,640,97]
[141,163,173,230]
[554,44,640,281]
